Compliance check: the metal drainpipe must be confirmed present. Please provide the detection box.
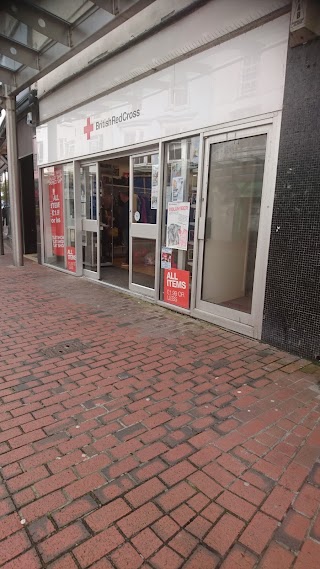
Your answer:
[5,91,23,267]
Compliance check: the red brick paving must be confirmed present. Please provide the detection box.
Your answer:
[0,253,320,568]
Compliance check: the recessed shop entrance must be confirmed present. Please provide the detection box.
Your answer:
[99,156,130,289]
[80,149,159,296]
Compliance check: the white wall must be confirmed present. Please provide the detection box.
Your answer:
[37,0,290,121]
[37,12,290,166]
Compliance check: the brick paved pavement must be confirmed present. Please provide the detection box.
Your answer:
[0,253,320,568]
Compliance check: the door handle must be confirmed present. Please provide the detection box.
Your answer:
[198,217,205,240]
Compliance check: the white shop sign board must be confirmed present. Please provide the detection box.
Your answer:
[37,15,289,166]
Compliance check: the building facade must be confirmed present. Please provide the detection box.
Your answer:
[33,0,319,360]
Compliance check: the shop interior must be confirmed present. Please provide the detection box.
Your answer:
[99,157,130,288]
[99,156,155,290]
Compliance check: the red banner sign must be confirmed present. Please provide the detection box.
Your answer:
[49,166,64,255]
[66,246,76,272]
[164,269,190,309]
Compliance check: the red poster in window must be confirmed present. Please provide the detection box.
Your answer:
[164,269,190,309]
[66,246,76,272]
[49,166,64,255]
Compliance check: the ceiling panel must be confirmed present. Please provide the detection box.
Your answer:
[0,0,156,95]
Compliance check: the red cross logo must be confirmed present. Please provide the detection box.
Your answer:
[84,117,94,140]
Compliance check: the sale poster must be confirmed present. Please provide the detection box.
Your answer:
[66,246,76,272]
[164,269,190,309]
[49,166,64,255]
[166,202,190,251]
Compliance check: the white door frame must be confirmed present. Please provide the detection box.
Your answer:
[192,114,282,339]
[129,150,160,298]
[81,162,101,280]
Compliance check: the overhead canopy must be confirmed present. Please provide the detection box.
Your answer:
[0,0,155,96]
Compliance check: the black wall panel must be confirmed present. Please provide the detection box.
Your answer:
[262,38,320,361]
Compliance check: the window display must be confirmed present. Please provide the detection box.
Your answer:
[132,154,158,225]
[43,163,75,270]
[160,135,200,307]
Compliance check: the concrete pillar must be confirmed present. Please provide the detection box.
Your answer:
[5,95,23,267]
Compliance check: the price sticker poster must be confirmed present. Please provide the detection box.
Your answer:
[164,268,190,309]
[172,176,184,203]
[161,247,172,269]
[166,202,190,251]
[49,167,64,255]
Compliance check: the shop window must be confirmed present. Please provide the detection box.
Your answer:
[160,136,200,309]
[42,163,75,271]
[132,237,156,289]
[132,154,157,224]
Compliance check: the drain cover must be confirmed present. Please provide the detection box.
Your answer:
[40,339,87,358]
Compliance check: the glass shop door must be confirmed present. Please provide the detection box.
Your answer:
[196,126,270,336]
[129,152,160,297]
[81,163,100,280]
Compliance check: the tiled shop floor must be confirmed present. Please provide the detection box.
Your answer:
[0,254,320,568]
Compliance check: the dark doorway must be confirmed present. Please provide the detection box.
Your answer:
[99,156,130,289]
[20,154,37,254]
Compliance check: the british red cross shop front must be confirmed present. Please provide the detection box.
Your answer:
[36,8,290,340]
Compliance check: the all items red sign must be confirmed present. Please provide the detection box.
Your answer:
[49,166,64,255]
[66,246,76,272]
[164,269,190,309]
